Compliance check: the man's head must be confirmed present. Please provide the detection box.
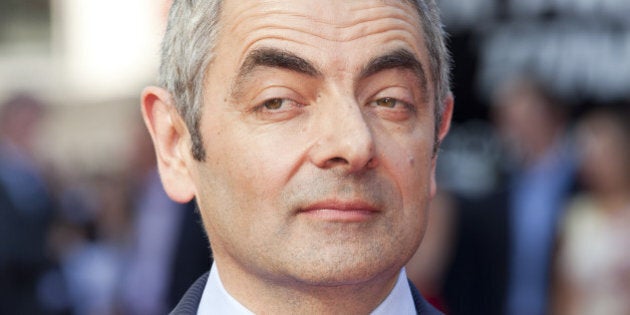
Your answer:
[492,75,567,164]
[158,0,451,161]
[142,0,453,307]
[0,93,45,153]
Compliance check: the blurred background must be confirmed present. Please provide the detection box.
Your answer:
[0,0,628,314]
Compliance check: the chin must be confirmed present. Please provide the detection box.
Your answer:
[281,247,407,287]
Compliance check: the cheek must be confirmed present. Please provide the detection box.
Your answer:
[380,133,434,205]
[382,139,434,253]
[201,124,306,206]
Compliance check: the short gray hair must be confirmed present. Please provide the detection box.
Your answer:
[159,0,451,161]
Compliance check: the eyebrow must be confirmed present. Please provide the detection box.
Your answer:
[240,47,321,76]
[230,48,322,99]
[359,48,428,98]
[230,47,429,100]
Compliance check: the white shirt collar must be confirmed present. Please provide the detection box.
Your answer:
[197,263,254,315]
[371,268,416,315]
[197,263,416,315]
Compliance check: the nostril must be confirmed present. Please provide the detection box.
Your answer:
[366,157,378,168]
[328,157,348,165]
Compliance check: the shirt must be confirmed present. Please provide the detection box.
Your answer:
[197,263,416,314]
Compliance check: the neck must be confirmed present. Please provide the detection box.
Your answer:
[213,255,401,314]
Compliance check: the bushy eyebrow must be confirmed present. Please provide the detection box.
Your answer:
[359,48,429,100]
[240,47,322,77]
[229,47,429,101]
[230,47,322,99]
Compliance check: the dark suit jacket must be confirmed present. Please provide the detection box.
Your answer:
[170,272,443,314]
[0,164,53,314]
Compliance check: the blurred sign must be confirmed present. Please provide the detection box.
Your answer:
[479,22,630,102]
[508,0,630,21]
[439,0,630,27]
[438,0,630,102]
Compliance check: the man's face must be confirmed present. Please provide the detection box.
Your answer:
[187,0,450,286]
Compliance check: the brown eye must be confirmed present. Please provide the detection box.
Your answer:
[263,98,284,110]
[375,97,397,108]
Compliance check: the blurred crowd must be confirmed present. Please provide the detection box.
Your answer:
[1,72,628,315]
[0,93,211,315]
[406,74,630,315]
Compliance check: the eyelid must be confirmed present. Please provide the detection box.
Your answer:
[254,98,302,112]
[371,96,415,111]
[250,86,305,109]
[367,86,417,109]
[249,97,308,123]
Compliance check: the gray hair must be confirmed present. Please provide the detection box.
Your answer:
[159,0,451,161]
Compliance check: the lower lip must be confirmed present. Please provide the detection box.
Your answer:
[300,209,376,222]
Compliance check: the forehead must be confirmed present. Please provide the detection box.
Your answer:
[220,0,419,32]
[213,0,429,77]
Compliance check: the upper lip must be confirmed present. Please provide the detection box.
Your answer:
[299,199,380,213]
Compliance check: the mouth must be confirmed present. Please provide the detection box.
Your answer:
[298,199,380,222]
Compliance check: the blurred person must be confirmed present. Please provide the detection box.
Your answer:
[141,0,453,313]
[552,107,630,315]
[0,93,55,314]
[122,121,211,315]
[496,76,577,315]
[442,75,577,315]
[40,174,131,315]
[122,171,212,315]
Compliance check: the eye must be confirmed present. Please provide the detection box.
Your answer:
[374,97,398,108]
[262,98,286,110]
[367,95,417,122]
[253,97,305,120]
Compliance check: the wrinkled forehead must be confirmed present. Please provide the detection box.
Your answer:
[219,0,422,36]
[219,0,420,22]
[214,0,430,76]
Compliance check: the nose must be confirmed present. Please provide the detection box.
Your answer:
[308,97,378,173]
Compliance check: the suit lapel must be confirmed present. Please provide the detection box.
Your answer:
[170,272,209,315]
[408,279,444,315]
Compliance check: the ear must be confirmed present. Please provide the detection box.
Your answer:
[141,86,196,203]
[430,93,454,198]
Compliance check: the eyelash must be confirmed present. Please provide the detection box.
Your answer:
[369,97,415,112]
[255,98,303,113]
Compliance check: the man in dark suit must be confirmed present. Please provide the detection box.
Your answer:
[141,0,453,313]
[442,76,576,315]
[0,94,54,314]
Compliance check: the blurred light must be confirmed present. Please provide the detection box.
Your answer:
[56,0,164,100]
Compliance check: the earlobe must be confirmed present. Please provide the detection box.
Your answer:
[141,86,196,203]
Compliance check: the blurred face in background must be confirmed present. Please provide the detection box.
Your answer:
[492,78,561,164]
[0,96,44,155]
[175,0,453,287]
[576,112,630,193]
